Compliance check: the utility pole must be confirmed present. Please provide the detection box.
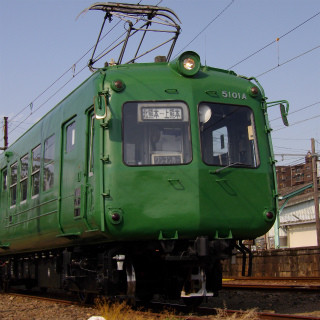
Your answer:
[0,117,8,151]
[311,138,320,246]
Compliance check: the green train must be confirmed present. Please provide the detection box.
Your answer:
[0,3,288,304]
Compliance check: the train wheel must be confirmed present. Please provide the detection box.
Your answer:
[78,290,94,304]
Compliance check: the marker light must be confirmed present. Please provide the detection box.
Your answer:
[266,212,274,219]
[248,86,259,97]
[264,210,275,221]
[111,79,125,92]
[108,209,123,225]
[111,213,121,222]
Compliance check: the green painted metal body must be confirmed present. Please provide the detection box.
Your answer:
[0,53,277,255]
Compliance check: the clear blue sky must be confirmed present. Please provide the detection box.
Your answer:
[1,0,320,166]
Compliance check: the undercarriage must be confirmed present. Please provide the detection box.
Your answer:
[0,238,234,305]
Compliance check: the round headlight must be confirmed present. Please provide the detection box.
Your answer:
[169,51,201,77]
[183,58,196,70]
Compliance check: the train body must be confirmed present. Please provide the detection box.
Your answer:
[0,48,280,302]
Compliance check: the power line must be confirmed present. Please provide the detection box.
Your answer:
[8,18,123,137]
[273,113,320,132]
[8,64,87,136]
[256,44,320,78]
[270,101,320,123]
[229,10,320,69]
[174,0,235,57]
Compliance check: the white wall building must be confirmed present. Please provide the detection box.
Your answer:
[266,193,319,248]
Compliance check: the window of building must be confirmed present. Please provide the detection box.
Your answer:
[10,162,18,206]
[66,121,76,153]
[31,145,41,196]
[43,135,55,191]
[20,154,29,202]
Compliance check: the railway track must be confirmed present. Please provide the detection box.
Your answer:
[2,289,320,320]
[148,301,320,320]
[222,277,320,290]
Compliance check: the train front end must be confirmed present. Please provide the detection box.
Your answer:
[94,51,280,301]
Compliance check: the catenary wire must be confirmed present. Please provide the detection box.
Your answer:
[228,10,320,69]
[173,0,235,57]
[273,113,320,132]
[256,44,320,78]
[270,101,320,123]
[8,18,123,136]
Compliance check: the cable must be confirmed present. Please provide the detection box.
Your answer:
[174,0,235,57]
[8,18,123,137]
[256,44,320,78]
[273,113,320,132]
[9,64,87,136]
[270,101,320,123]
[229,10,320,69]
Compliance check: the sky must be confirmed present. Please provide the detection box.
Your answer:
[1,0,320,166]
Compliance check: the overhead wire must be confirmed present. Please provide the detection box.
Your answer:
[8,16,123,137]
[256,43,320,78]
[9,64,88,135]
[174,0,235,57]
[7,0,164,137]
[5,3,320,146]
[228,10,320,70]
[273,113,320,132]
[270,101,320,123]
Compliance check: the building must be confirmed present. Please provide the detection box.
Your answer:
[258,155,319,249]
[276,153,313,189]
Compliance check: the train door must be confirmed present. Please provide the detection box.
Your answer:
[85,111,98,229]
[60,117,86,235]
[0,167,8,226]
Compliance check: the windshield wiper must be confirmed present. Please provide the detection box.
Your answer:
[210,162,245,174]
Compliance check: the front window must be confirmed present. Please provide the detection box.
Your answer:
[123,101,192,166]
[199,102,259,167]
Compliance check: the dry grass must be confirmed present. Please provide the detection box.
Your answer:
[95,299,259,320]
[95,299,180,320]
[215,308,259,319]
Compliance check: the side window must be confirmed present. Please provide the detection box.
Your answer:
[10,162,18,206]
[43,135,55,191]
[31,145,41,196]
[20,154,29,202]
[66,121,76,153]
[2,168,7,191]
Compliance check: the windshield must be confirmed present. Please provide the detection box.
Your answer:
[198,102,259,167]
[123,101,192,166]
